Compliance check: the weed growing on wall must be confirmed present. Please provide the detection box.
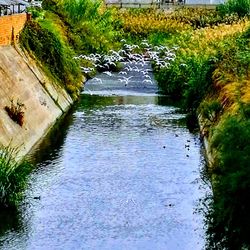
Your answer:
[5,99,25,127]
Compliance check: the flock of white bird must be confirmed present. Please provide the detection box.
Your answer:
[74,40,177,87]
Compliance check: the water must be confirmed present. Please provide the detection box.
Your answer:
[0,63,210,250]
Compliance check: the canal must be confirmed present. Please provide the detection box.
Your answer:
[0,62,210,250]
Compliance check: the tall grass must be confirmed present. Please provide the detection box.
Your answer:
[60,0,101,25]
[0,146,32,208]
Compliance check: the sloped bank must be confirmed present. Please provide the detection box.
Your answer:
[0,45,73,158]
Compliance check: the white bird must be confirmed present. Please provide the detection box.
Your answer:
[118,76,133,86]
[103,71,112,76]
[143,79,153,84]
[119,71,127,75]
[144,74,151,79]
[94,78,103,84]
[80,67,93,74]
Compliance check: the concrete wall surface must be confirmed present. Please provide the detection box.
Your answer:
[0,45,73,158]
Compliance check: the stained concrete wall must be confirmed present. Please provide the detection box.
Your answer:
[0,45,73,158]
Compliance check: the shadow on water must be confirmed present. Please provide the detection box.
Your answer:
[27,107,75,165]
[0,207,22,239]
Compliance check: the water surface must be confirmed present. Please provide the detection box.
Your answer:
[0,64,209,250]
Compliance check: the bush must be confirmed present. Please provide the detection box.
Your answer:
[0,146,32,208]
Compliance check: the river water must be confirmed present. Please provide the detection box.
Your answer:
[0,63,210,250]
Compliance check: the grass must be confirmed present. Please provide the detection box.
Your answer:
[0,146,32,208]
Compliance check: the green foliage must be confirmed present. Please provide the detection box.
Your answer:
[21,0,120,99]
[154,61,187,100]
[154,53,215,112]
[206,116,250,249]
[60,0,101,25]
[0,146,32,208]
[41,0,120,54]
[184,57,215,112]
[20,20,82,100]
[26,6,44,19]
[217,0,250,17]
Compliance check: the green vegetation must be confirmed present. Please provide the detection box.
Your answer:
[203,27,250,249]
[205,116,250,250]
[0,146,32,208]
[217,0,250,17]
[20,0,119,100]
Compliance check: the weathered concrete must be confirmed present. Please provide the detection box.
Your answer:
[0,45,73,158]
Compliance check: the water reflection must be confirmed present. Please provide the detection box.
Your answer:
[27,109,75,165]
[0,208,22,238]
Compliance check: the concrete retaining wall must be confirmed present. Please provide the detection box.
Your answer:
[0,45,73,158]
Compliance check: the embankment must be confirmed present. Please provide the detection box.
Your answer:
[0,45,73,158]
